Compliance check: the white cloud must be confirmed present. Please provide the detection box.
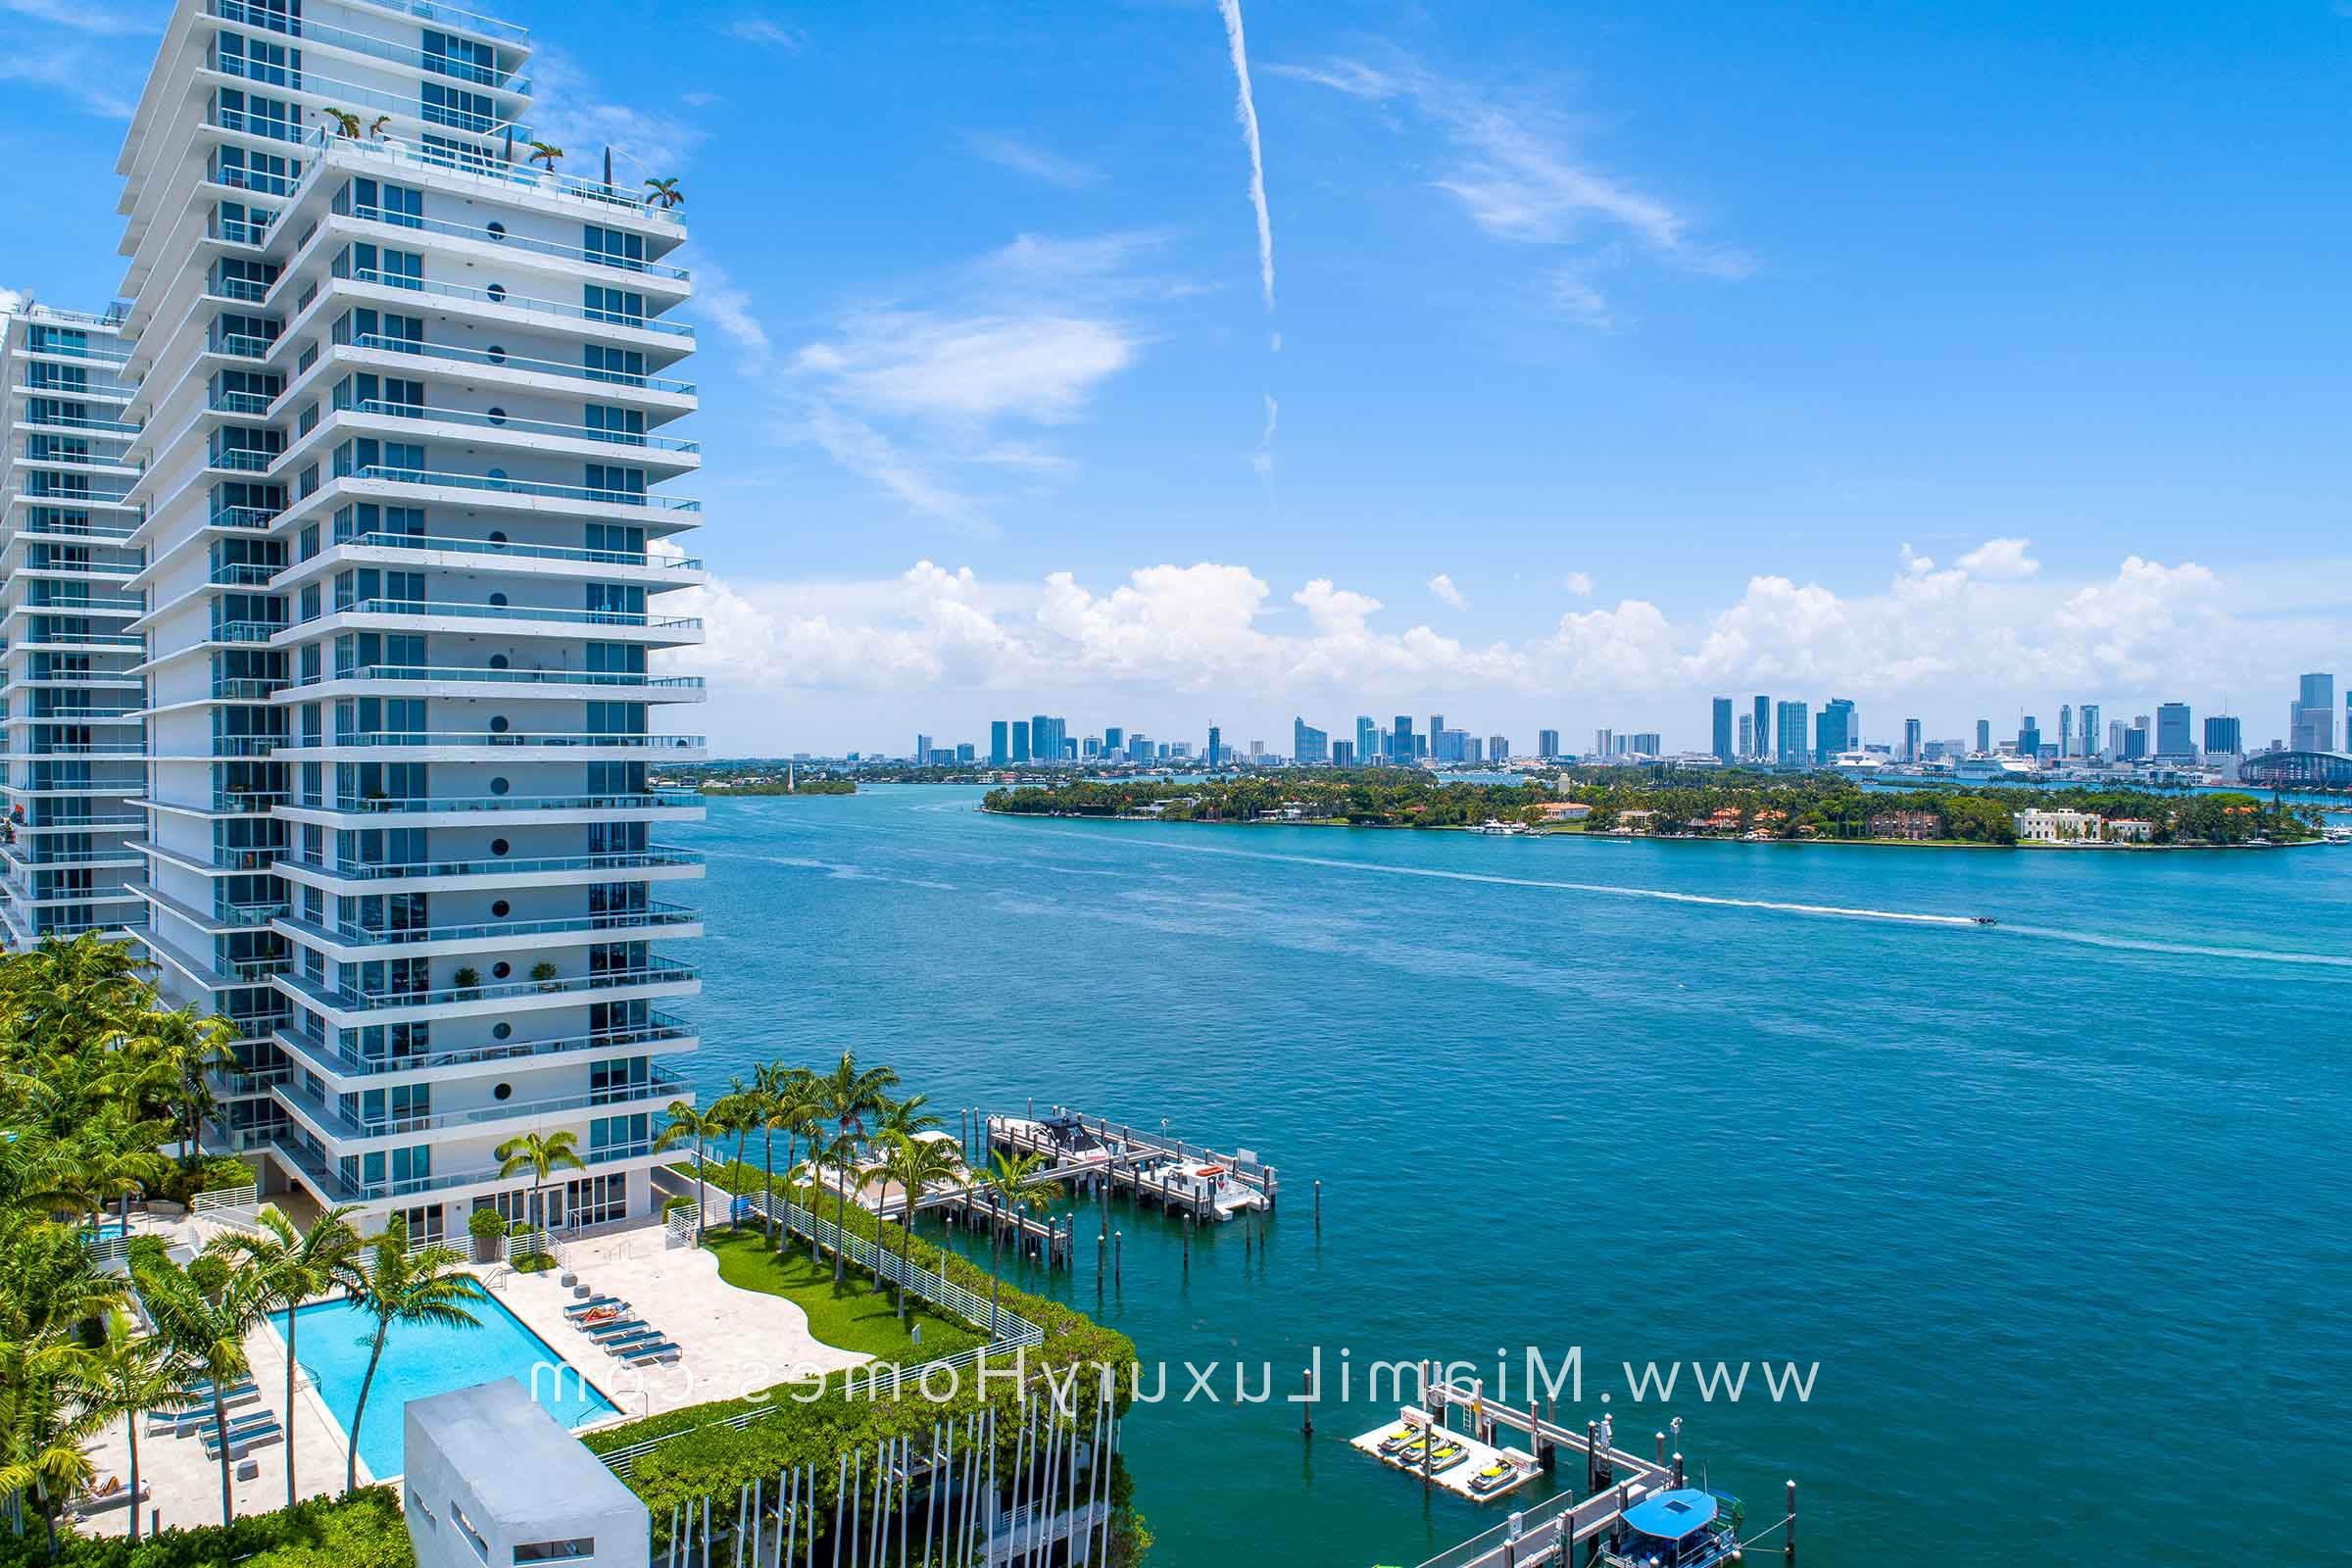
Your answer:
[1271,48,1748,320]
[1215,0,1277,315]
[1898,544,1936,575]
[1560,571,1593,597]
[725,16,806,50]
[797,314,1133,426]
[1428,572,1468,610]
[0,51,137,118]
[1252,394,1278,475]
[4,0,144,32]
[801,407,998,540]
[685,256,769,363]
[963,132,1102,189]
[1955,536,2040,580]
[527,49,706,173]
[0,287,25,318]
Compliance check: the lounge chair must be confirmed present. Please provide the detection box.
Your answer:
[150,1383,261,1433]
[603,1331,665,1357]
[201,1414,283,1459]
[621,1340,681,1366]
[73,1479,152,1517]
[564,1296,624,1318]
[575,1303,627,1328]
[583,1316,650,1340]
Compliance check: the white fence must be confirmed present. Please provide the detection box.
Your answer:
[191,1183,263,1232]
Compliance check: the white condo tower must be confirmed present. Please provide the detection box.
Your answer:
[101,0,707,1237]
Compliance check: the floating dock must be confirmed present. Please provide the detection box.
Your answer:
[1349,1408,1537,1502]
[976,1105,1276,1224]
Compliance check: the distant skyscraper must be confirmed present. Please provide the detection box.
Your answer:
[1127,733,1152,762]
[915,733,931,762]
[1206,726,1223,767]
[1903,717,1923,762]
[1538,729,1560,760]
[1816,699,1857,762]
[1629,732,1663,757]
[1594,728,1614,759]
[2058,704,2073,759]
[1391,714,1416,763]
[2108,718,2127,758]
[1356,716,1378,764]
[1011,721,1032,763]
[2291,672,2335,751]
[2122,721,2148,761]
[2155,703,2193,759]
[1489,734,1509,761]
[956,743,975,763]
[990,720,1010,765]
[2017,717,2040,760]
[1430,714,1445,745]
[2080,705,2101,760]
[1331,739,1357,767]
[1030,715,1068,763]
[1104,725,1124,755]
[1711,698,1735,763]
[1293,717,1329,764]
[1753,696,1771,760]
[1738,713,1755,759]
[1975,718,1991,754]
[1776,702,1809,767]
[2203,714,2242,759]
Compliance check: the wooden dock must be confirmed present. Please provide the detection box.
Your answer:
[973,1105,1278,1225]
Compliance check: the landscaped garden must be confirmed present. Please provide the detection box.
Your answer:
[699,1224,987,1362]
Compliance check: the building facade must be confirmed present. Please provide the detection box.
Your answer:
[107,0,706,1236]
[1775,702,1808,768]
[0,306,152,947]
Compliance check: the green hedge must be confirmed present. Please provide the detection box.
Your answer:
[157,1154,256,1207]
[0,1489,410,1568]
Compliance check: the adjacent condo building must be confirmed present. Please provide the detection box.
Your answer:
[0,307,153,947]
[47,0,709,1238]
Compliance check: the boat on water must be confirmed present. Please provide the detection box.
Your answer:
[1598,1489,1744,1568]
[1468,818,1530,836]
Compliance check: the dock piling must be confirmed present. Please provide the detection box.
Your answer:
[1672,1451,1684,1488]
[1301,1367,1313,1435]
[1313,1178,1321,1231]
[1787,1480,1796,1562]
[1114,1229,1122,1288]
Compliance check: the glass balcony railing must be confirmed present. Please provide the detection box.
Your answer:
[345,399,698,452]
[345,204,689,280]
[296,901,700,947]
[342,465,699,513]
[347,334,694,395]
[275,1013,692,1079]
[210,506,280,529]
[333,530,700,571]
[281,847,701,880]
[271,1136,658,1202]
[335,595,702,630]
[281,956,700,1015]
[208,1,529,91]
[275,1070,685,1143]
[306,790,703,814]
[346,268,690,339]
[331,664,704,690]
[270,730,705,752]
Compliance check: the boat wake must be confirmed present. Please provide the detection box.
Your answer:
[1993,925,2352,968]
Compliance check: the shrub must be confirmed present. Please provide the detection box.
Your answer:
[0,1488,410,1568]
[467,1206,508,1239]
[158,1153,256,1206]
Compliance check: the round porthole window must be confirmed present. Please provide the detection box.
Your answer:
[490,776,510,796]
[487,407,507,425]
[489,715,510,734]
[493,1081,513,1101]
[488,529,509,544]
[492,961,512,980]
[488,591,509,607]
[487,221,507,242]
[488,654,509,669]
[486,344,507,364]
[491,838,511,856]
[491,1021,513,1041]
[491,899,510,917]
[486,283,507,304]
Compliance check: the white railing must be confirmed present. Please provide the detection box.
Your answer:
[192,1182,261,1222]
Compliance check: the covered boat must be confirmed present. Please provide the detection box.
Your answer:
[1599,1488,1742,1568]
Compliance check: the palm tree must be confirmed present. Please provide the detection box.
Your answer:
[368,114,391,139]
[973,1150,1054,1339]
[525,140,564,172]
[652,1101,727,1245]
[343,1219,485,1495]
[814,1051,900,1284]
[752,1063,812,1247]
[208,1204,361,1509]
[769,1073,826,1258]
[88,1311,190,1543]
[57,1108,172,1235]
[862,1133,964,1319]
[121,1006,238,1167]
[492,1129,586,1240]
[710,1078,758,1230]
[0,1335,107,1559]
[323,108,363,138]
[643,176,683,211]
[132,1250,266,1527]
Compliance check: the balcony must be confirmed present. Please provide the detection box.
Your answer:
[210,506,281,530]
[338,465,700,514]
[326,530,702,572]
[274,1069,687,1144]
[342,204,689,281]
[322,664,703,693]
[287,900,700,948]
[346,334,694,396]
[343,400,698,453]
[278,956,700,1014]
[284,791,702,816]
[346,268,690,340]
[274,1011,694,1079]
[270,1135,657,1203]
[266,731,706,753]
[325,595,703,631]
[280,847,701,881]
[208,1,528,91]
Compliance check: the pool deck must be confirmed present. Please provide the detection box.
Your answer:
[500,1221,870,1426]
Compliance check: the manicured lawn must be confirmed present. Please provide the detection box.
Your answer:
[701,1223,989,1363]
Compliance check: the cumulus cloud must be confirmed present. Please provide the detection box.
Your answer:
[1560,571,1594,597]
[1955,536,2040,580]
[1428,573,1468,610]
[529,49,706,172]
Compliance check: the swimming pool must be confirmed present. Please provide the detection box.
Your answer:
[276,1292,617,1480]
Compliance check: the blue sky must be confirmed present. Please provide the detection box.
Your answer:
[5,0,2348,754]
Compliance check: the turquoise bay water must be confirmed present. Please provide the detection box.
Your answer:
[278,1294,616,1480]
[672,787,2352,1565]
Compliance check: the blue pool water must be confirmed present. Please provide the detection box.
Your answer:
[667,785,2352,1567]
[276,1293,616,1480]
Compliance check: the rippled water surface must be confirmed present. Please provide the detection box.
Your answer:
[668,787,2352,1566]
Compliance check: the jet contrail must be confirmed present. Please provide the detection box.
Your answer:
[1217,0,1276,315]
